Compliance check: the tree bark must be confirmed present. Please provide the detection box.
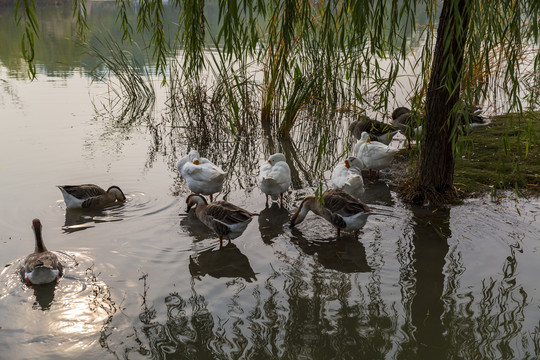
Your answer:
[417,0,471,203]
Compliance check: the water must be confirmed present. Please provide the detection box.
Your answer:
[1,3,540,360]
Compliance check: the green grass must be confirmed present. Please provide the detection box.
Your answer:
[454,112,540,197]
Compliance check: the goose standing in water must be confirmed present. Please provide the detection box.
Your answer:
[186,194,257,248]
[58,184,126,209]
[331,156,365,196]
[20,219,63,285]
[258,153,291,206]
[349,115,399,145]
[353,131,400,177]
[290,189,371,237]
[177,150,226,201]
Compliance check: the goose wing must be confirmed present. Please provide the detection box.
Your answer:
[59,184,106,199]
[206,201,254,225]
[323,189,370,215]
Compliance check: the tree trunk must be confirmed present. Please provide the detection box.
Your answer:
[417,0,471,203]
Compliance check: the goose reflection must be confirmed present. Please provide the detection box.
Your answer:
[290,229,372,273]
[258,202,290,244]
[62,205,124,233]
[359,179,395,207]
[189,243,257,282]
[30,281,57,310]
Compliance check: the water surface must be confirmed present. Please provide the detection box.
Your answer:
[1,3,540,360]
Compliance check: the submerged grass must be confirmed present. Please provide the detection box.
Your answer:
[453,113,540,197]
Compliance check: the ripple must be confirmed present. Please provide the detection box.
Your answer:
[0,252,117,359]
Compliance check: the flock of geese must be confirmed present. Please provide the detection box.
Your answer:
[21,106,485,286]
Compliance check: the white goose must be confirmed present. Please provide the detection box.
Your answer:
[331,156,365,196]
[177,150,226,201]
[258,153,291,205]
[58,184,126,209]
[20,219,63,285]
[353,131,399,177]
[290,189,371,237]
[186,194,256,248]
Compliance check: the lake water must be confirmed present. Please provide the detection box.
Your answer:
[1,3,540,360]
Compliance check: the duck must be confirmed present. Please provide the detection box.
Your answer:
[186,194,257,247]
[20,219,63,285]
[177,150,226,201]
[349,115,399,145]
[58,184,126,209]
[331,156,365,196]
[258,153,291,205]
[353,131,400,177]
[290,189,371,237]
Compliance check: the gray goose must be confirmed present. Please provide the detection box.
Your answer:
[58,184,126,209]
[349,115,399,145]
[290,189,371,237]
[186,194,257,247]
[20,219,63,285]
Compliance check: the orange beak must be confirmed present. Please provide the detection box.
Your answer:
[345,160,350,168]
[267,160,272,165]
[193,160,200,165]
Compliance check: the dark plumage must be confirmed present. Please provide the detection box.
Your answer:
[186,194,257,247]
[349,115,399,145]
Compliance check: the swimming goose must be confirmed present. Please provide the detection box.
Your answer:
[349,115,399,145]
[353,132,399,177]
[186,194,256,247]
[177,150,226,201]
[258,153,291,205]
[58,184,126,209]
[331,156,365,196]
[290,189,371,237]
[20,219,63,285]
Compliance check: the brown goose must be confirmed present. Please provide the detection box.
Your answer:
[290,189,371,237]
[20,219,63,285]
[349,115,399,145]
[58,184,126,209]
[186,194,257,247]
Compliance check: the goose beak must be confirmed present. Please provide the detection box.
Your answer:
[193,160,200,165]
[344,160,350,168]
[186,205,192,212]
[267,160,272,165]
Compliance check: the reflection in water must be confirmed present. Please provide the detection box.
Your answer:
[408,208,450,359]
[30,281,57,310]
[442,242,529,359]
[62,205,124,233]
[258,202,290,244]
[359,179,395,207]
[291,229,372,273]
[189,243,257,282]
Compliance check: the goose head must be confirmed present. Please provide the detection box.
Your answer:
[360,131,371,143]
[107,186,126,202]
[186,194,207,212]
[344,156,364,169]
[267,153,287,165]
[188,150,201,165]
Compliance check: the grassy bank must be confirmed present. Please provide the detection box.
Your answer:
[454,113,540,197]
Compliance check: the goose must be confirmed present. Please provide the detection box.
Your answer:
[349,115,399,145]
[331,156,365,196]
[353,132,400,177]
[58,184,126,209]
[258,153,291,205]
[290,189,371,237]
[177,150,226,201]
[186,194,256,247]
[20,219,63,285]
[392,107,423,149]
